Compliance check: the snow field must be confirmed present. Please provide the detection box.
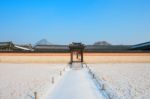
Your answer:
[89,63,150,99]
[0,64,67,99]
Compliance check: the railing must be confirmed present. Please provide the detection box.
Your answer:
[83,63,119,99]
[33,64,69,99]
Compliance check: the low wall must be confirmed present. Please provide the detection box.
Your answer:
[0,53,70,63]
[84,53,150,63]
[0,53,150,63]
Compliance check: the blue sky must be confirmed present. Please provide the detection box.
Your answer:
[0,0,150,45]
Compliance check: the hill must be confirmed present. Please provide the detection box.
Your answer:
[35,39,52,45]
[93,41,111,46]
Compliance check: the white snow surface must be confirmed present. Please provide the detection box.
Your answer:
[0,63,66,99]
[46,68,107,99]
[89,63,150,99]
[1,63,149,99]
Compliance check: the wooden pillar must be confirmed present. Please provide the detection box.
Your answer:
[76,52,79,59]
[70,50,73,63]
[34,92,38,99]
[81,49,83,62]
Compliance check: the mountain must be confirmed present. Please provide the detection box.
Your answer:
[93,41,111,46]
[35,39,52,45]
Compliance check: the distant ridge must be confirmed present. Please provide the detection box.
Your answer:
[35,39,52,45]
[93,41,111,46]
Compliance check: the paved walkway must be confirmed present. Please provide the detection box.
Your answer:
[46,67,107,99]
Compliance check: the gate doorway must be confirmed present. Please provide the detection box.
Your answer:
[69,42,85,63]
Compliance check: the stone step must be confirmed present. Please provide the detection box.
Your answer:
[71,62,83,70]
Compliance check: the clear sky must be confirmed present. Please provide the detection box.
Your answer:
[0,0,150,45]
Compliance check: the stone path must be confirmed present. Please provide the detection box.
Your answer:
[46,63,107,99]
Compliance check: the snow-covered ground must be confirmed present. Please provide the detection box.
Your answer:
[1,63,150,99]
[46,68,107,99]
[0,63,67,99]
[89,63,150,99]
